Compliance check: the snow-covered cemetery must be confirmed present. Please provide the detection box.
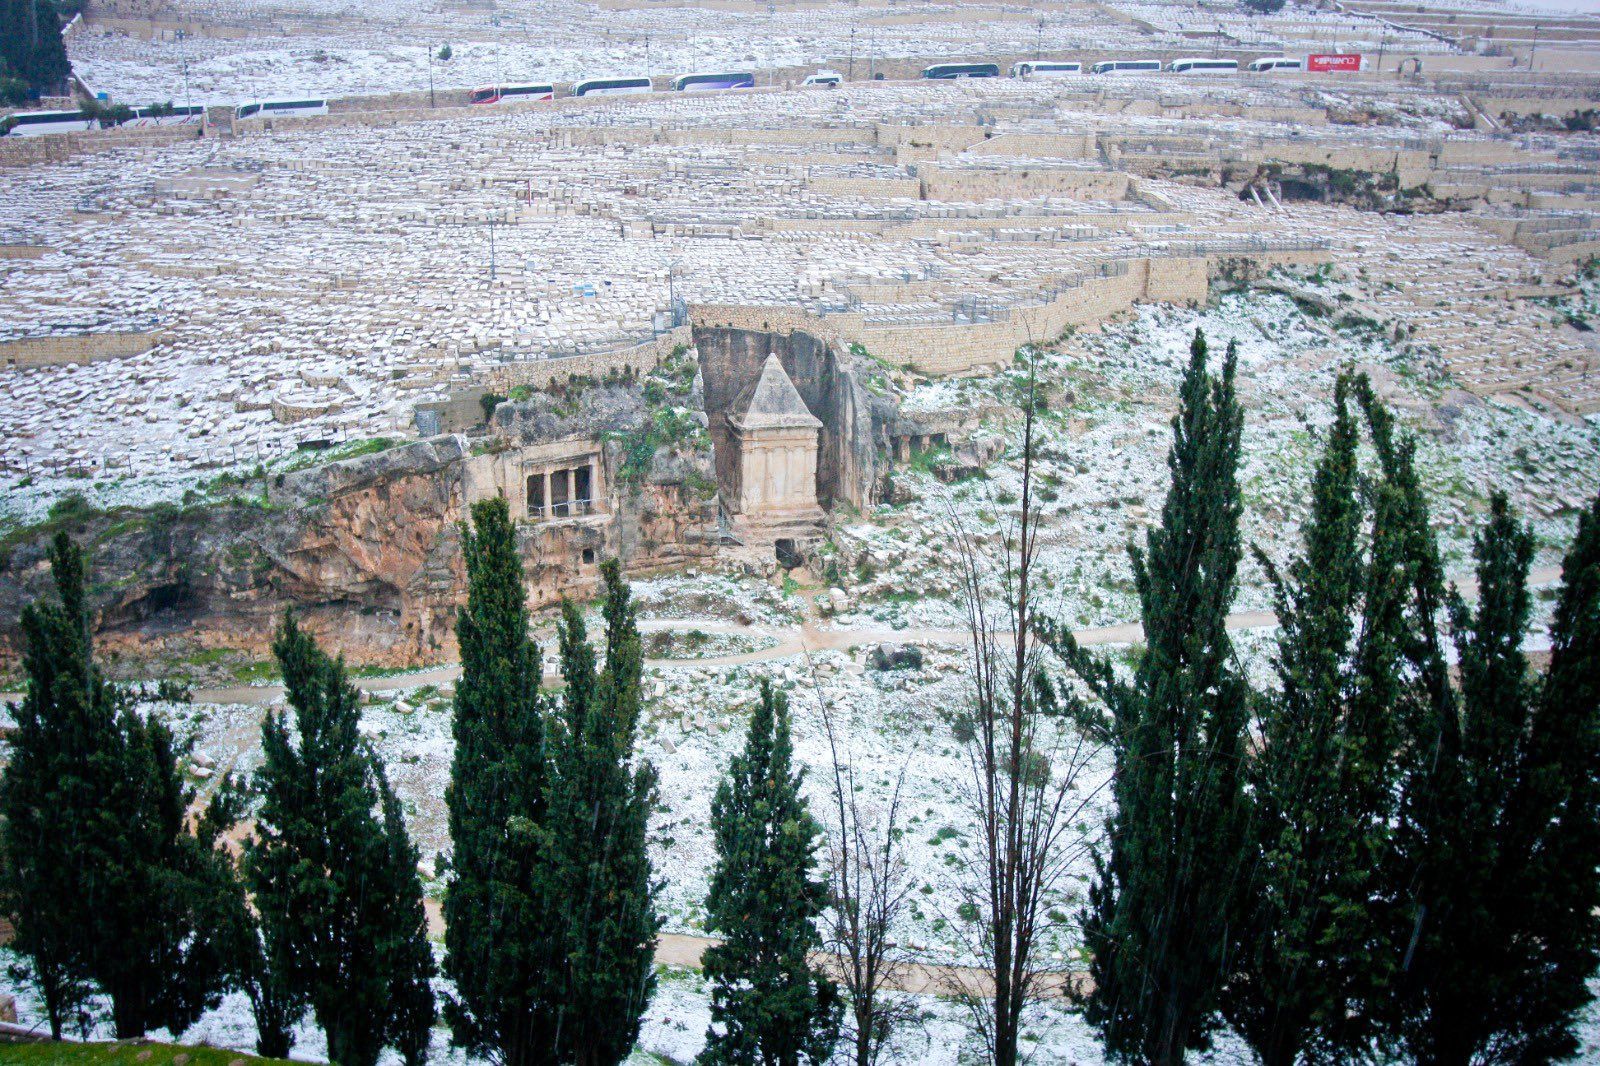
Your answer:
[3,0,1600,1062]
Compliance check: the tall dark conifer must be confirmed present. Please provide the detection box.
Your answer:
[0,533,235,1040]
[1224,375,1409,1064]
[441,496,558,1066]
[1510,489,1600,1060]
[0,0,69,94]
[0,533,115,1038]
[546,562,660,1066]
[246,614,435,1066]
[1356,373,1600,1062]
[1058,330,1251,1065]
[702,679,840,1066]
[91,703,237,1039]
[204,773,304,1060]
[1387,489,1600,1064]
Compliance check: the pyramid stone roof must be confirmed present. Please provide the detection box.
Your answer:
[728,354,823,432]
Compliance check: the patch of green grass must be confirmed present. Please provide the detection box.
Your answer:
[273,437,398,475]
[0,1041,292,1065]
[231,660,279,684]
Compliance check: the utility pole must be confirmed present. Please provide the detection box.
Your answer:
[1377,31,1387,77]
[177,29,190,113]
[1035,17,1043,61]
[847,26,855,81]
[868,29,876,80]
[1529,23,1540,73]
[428,43,435,108]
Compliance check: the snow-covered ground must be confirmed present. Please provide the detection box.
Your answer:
[3,284,1597,1061]
[833,291,1600,633]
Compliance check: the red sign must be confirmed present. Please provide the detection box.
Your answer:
[1307,53,1364,73]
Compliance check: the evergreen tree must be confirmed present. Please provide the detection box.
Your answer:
[89,702,237,1038]
[1353,375,1600,1062]
[1224,376,1409,1065]
[381,777,441,1066]
[246,614,435,1066]
[0,534,234,1040]
[1387,487,1600,1064]
[702,679,840,1066]
[546,563,661,1066]
[0,0,70,95]
[1057,330,1251,1065]
[1510,489,1600,1060]
[0,533,113,1038]
[441,496,559,1066]
[204,773,304,1060]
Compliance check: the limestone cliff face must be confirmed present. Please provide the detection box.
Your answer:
[0,437,470,668]
[0,422,717,668]
[691,325,887,510]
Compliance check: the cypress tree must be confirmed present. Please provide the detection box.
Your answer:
[0,0,69,95]
[90,702,237,1039]
[0,533,235,1040]
[1059,330,1251,1065]
[381,777,441,1066]
[1509,488,1600,1060]
[246,614,435,1066]
[1224,375,1409,1064]
[442,496,559,1066]
[702,679,840,1066]
[546,562,661,1066]
[1387,486,1600,1064]
[1353,374,1600,1062]
[0,533,114,1038]
[204,772,304,1060]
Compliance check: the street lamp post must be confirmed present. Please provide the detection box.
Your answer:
[428,44,435,108]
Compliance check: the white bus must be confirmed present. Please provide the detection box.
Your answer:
[1248,56,1302,72]
[570,76,653,97]
[125,103,206,127]
[236,98,329,120]
[468,84,555,105]
[1090,59,1161,74]
[1011,61,1082,78]
[802,70,843,87]
[670,72,755,91]
[1,109,98,136]
[1169,57,1239,74]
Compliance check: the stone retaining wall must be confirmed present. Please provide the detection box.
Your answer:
[0,123,198,168]
[479,326,693,392]
[0,330,162,367]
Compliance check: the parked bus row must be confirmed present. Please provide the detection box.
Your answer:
[2,53,1360,137]
[939,54,1353,79]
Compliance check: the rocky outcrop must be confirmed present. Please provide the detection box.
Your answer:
[692,325,887,510]
[0,419,717,667]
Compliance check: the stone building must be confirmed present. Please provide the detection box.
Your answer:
[725,354,825,535]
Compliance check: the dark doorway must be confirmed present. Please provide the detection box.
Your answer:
[775,538,802,569]
[551,469,571,518]
[574,465,593,513]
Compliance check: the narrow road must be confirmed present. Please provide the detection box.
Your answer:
[421,900,1083,996]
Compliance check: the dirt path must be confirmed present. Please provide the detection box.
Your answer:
[420,900,1081,996]
[1,566,1562,708]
